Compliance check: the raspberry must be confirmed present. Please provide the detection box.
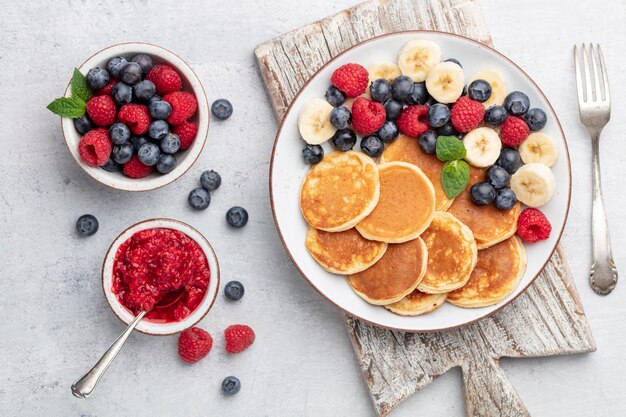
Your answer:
[351,97,386,136]
[173,120,198,150]
[450,97,485,133]
[396,105,430,137]
[331,63,369,98]
[224,324,255,354]
[118,104,151,134]
[146,64,182,95]
[85,95,117,126]
[163,91,198,125]
[517,208,552,243]
[500,116,530,147]
[78,128,112,166]
[123,155,153,178]
[94,79,117,96]
[178,327,213,364]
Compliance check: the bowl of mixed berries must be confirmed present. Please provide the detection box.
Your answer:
[49,42,209,191]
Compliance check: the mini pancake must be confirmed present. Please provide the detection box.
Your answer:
[356,162,435,243]
[448,165,521,249]
[300,151,380,232]
[447,236,527,308]
[380,134,454,211]
[346,237,427,305]
[305,227,387,274]
[417,212,477,294]
[385,289,447,316]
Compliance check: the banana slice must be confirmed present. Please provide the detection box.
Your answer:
[469,69,506,108]
[425,62,465,104]
[510,163,556,207]
[519,132,558,167]
[463,127,502,168]
[298,98,337,145]
[368,61,401,83]
[398,39,441,82]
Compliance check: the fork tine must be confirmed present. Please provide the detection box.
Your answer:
[582,43,594,101]
[590,44,603,102]
[597,44,611,103]
[574,45,585,105]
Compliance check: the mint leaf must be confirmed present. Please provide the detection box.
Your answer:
[71,68,91,102]
[441,160,470,198]
[436,135,466,162]
[46,97,86,118]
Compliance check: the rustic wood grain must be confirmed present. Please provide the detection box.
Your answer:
[255,1,596,416]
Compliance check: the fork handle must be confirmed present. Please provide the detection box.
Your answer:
[590,134,618,294]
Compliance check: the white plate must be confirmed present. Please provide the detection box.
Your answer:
[270,31,571,332]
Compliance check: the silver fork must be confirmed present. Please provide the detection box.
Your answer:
[574,43,618,295]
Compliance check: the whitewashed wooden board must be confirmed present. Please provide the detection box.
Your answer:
[255,0,596,416]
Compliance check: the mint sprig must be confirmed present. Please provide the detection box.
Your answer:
[70,68,92,102]
[441,159,470,199]
[47,68,91,118]
[436,135,466,162]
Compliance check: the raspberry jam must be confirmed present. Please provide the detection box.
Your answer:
[112,228,210,323]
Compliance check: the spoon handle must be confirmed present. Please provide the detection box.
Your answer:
[71,311,147,398]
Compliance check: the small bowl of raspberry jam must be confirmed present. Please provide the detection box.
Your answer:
[102,218,219,335]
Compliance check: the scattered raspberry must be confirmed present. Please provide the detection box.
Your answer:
[351,97,386,135]
[123,155,153,178]
[500,116,530,147]
[118,104,151,134]
[397,105,430,137]
[173,120,198,150]
[517,208,552,243]
[224,324,255,354]
[146,64,182,95]
[178,327,213,364]
[85,95,117,126]
[78,128,112,166]
[450,96,485,133]
[163,91,198,125]
[330,63,369,98]
[94,79,117,96]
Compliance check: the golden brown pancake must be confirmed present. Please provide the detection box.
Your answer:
[385,289,447,316]
[305,227,387,274]
[300,151,379,232]
[417,212,477,294]
[380,134,454,211]
[346,237,428,305]
[448,236,527,308]
[448,165,521,249]
[356,162,435,243]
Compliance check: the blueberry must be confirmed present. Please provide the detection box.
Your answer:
[302,144,324,164]
[155,154,177,174]
[112,82,133,105]
[427,103,450,128]
[200,170,222,191]
[188,187,211,210]
[137,142,160,166]
[221,376,241,396]
[160,133,181,154]
[130,135,149,151]
[100,157,120,172]
[74,115,93,134]
[109,122,131,145]
[330,106,352,129]
[437,122,458,137]
[378,121,399,143]
[329,129,355,151]
[495,147,523,174]
[467,79,492,103]
[406,82,430,105]
[524,108,547,131]
[503,91,530,116]
[149,120,169,140]
[112,143,133,164]
[106,57,128,79]
[86,68,109,90]
[384,99,403,121]
[134,80,156,101]
[121,62,143,85]
[76,214,99,237]
[325,85,346,107]
[149,100,172,120]
[418,130,437,154]
[494,188,517,210]
[226,206,248,228]
[148,94,162,104]
[445,58,462,68]
[211,99,233,120]
[131,53,153,74]
[370,79,392,103]
[361,135,384,158]
[484,105,508,127]
[469,182,496,206]
[391,76,415,101]
[224,281,245,301]
[486,165,510,189]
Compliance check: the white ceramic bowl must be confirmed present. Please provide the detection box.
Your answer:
[102,218,220,335]
[62,42,209,192]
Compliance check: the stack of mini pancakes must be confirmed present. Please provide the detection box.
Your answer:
[301,135,527,316]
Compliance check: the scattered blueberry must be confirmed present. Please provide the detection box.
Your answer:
[130,135,149,151]
[302,144,324,164]
[444,58,462,68]
[503,91,530,116]
[188,188,211,210]
[325,85,346,107]
[149,120,169,140]
[149,100,172,120]
[330,106,352,129]
[222,376,241,396]
[160,133,181,154]
[86,68,109,90]
[437,122,459,137]
[155,154,177,174]
[361,135,384,157]
[495,147,523,174]
[100,157,120,172]
[524,108,547,131]
[427,103,450,128]
[112,82,133,105]
[120,62,143,85]
[106,57,128,79]
[418,130,437,154]
[486,165,510,189]
[111,143,133,164]
[74,114,93,134]
[137,142,160,166]
[224,281,245,301]
[131,53,153,74]
[494,188,517,210]
[76,214,99,237]
[484,105,508,127]
[378,121,399,143]
[211,99,233,120]
[406,82,430,105]
[391,76,415,101]
[332,129,357,151]
[134,80,156,101]
[467,79,492,103]
[109,122,131,145]
[370,79,392,103]
[470,182,496,206]
[226,206,249,228]
[200,170,222,191]
[148,94,162,104]
[384,99,403,121]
